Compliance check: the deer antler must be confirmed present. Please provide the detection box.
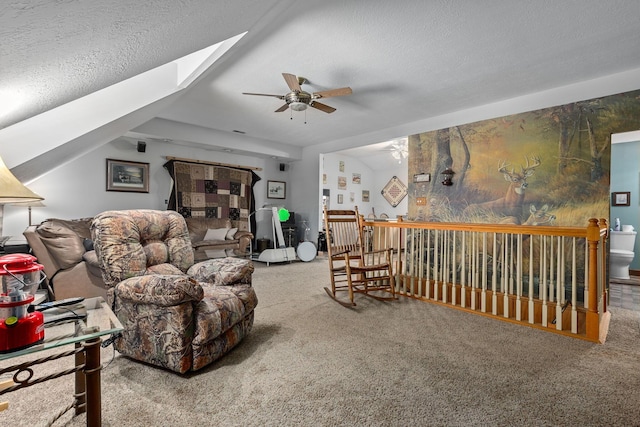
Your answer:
[521,155,541,177]
[498,160,510,174]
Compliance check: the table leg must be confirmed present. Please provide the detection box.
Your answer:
[75,342,86,416]
[84,337,102,427]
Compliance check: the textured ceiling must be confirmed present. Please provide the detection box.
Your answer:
[2,0,640,173]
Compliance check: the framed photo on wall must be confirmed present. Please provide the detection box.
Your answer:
[612,191,630,206]
[106,159,149,193]
[267,180,286,199]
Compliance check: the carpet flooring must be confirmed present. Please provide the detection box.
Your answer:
[2,258,640,426]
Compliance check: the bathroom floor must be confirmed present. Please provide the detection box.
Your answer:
[609,274,640,311]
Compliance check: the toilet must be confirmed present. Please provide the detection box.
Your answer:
[610,230,637,280]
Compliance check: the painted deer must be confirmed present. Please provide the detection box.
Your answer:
[499,204,556,226]
[467,155,541,220]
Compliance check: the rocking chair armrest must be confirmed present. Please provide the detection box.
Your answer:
[332,249,352,257]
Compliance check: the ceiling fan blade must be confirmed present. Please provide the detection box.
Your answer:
[282,73,302,92]
[310,101,336,114]
[242,92,284,99]
[313,87,352,99]
[275,104,289,112]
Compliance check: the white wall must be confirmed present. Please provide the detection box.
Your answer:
[3,138,289,241]
[321,152,407,222]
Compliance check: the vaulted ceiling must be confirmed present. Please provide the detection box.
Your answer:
[3,0,640,179]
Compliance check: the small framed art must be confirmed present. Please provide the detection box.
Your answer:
[267,180,286,199]
[106,159,149,193]
[612,192,630,206]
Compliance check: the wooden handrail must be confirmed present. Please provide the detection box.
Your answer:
[363,219,588,238]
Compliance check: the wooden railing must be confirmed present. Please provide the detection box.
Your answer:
[363,217,610,342]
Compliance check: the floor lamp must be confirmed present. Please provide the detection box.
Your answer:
[0,156,44,237]
[10,201,46,226]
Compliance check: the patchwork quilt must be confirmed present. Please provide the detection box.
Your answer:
[174,162,252,220]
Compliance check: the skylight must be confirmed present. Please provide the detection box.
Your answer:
[0,32,247,169]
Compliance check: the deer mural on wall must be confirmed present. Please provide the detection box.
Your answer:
[466,155,541,221]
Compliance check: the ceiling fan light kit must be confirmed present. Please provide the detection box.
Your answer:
[289,101,308,112]
[243,73,352,116]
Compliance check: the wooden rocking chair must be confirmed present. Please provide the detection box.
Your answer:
[323,206,396,306]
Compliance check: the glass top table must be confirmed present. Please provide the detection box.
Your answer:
[0,297,123,361]
[0,297,123,427]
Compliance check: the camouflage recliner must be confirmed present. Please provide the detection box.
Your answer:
[91,209,257,374]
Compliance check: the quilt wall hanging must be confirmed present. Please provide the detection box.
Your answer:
[171,161,253,222]
[381,176,407,207]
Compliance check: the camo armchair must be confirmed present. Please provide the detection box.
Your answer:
[90,209,257,373]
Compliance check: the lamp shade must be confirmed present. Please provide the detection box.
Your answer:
[0,156,43,203]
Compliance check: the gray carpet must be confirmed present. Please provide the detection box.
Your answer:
[2,258,640,426]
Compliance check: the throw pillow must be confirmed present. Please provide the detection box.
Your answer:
[83,238,94,251]
[203,227,229,241]
[225,228,238,240]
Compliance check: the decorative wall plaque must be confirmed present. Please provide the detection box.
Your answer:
[381,176,407,207]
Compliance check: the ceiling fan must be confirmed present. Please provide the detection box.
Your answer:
[385,138,408,163]
[243,73,352,114]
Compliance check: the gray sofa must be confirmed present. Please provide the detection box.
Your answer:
[185,217,253,261]
[23,218,107,300]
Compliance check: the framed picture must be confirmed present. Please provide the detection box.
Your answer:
[413,173,431,183]
[612,191,630,206]
[337,194,344,204]
[267,180,286,199]
[362,190,370,202]
[352,173,361,184]
[337,176,347,190]
[106,159,149,193]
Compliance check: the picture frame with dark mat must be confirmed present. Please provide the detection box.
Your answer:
[612,191,630,206]
[106,159,149,193]
[267,180,286,199]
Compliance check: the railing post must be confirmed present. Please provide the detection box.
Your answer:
[586,218,601,341]
[600,218,609,314]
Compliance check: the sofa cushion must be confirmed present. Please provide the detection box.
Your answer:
[38,219,92,269]
[203,227,229,242]
[225,228,238,240]
[188,257,254,286]
[193,285,245,344]
[185,217,233,242]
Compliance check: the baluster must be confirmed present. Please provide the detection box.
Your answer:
[549,235,555,303]
[541,235,548,327]
[452,230,457,306]
[434,230,440,301]
[461,231,466,308]
[516,233,522,321]
[492,232,498,315]
[555,236,563,330]
[426,229,431,299]
[571,237,578,333]
[414,228,420,296]
[442,230,448,303]
[481,232,487,312]
[503,233,510,318]
[471,232,477,310]
[528,234,535,324]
